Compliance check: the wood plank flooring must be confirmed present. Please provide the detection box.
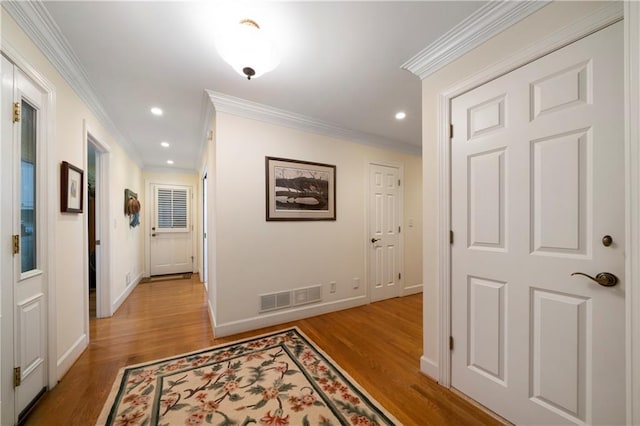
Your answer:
[25,276,500,425]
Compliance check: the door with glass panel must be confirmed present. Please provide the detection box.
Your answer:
[1,55,48,424]
[149,184,193,276]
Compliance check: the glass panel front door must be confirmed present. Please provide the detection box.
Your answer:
[20,100,37,273]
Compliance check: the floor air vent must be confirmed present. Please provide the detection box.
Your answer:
[260,285,322,313]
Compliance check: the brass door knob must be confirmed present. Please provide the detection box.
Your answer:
[571,272,618,287]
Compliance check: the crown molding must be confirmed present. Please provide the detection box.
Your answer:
[2,0,143,167]
[401,0,551,80]
[206,90,421,156]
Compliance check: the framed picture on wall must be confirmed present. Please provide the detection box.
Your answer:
[265,156,336,221]
[60,161,84,213]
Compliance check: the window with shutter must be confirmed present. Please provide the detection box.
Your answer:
[155,186,189,232]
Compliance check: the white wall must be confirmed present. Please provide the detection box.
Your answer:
[1,12,145,380]
[108,143,144,312]
[420,1,614,374]
[210,112,422,336]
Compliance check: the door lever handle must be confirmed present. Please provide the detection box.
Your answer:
[371,238,380,243]
[571,272,618,287]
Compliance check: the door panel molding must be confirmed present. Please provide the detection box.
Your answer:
[432,3,624,391]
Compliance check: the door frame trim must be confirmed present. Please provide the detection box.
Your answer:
[366,160,404,302]
[435,0,626,396]
[201,168,208,289]
[0,41,58,392]
[83,121,112,319]
[624,2,640,423]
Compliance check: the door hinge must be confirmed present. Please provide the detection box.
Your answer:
[96,240,101,246]
[14,367,21,387]
[398,226,401,233]
[13,102,21,123]
[450,230,454,244]
[449,123,454,138]
[12,235,19,255]
[398,179,401,186]
[449,336,454,351]
[398,272,402,280]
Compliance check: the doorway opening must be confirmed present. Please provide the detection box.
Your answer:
[84,129,110,320]
[87,143,97,318]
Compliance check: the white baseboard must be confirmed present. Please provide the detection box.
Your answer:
[402,283,423,296]
[111,271,143,314]
[213,295,368,338]
[56,333,88,381]
[420,355,439,381]
[208,298,217,331]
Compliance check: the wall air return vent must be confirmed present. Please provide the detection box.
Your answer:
[260,285,322,313]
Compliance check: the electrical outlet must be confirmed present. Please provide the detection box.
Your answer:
[126,272,131,285]
[330,281,337,293]
[352,277,360,289]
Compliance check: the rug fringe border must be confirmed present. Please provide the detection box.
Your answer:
[96,326,402,425]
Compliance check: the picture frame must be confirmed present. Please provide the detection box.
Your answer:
[265,156,336,221]
[60,161,84,213]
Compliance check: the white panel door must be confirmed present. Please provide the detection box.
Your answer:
[451,22,624,425]
[369,164,400,302]
[149,184,193,276]
[1,56,49,424]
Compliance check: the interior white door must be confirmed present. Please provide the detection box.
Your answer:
[149,184,193,276]
[451,22,624,425]
[1,55,49,424]
[369,164,401,302]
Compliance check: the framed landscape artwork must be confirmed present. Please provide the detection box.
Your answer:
[265,156,336,221]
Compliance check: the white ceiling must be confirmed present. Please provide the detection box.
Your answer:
[40,1,487,171]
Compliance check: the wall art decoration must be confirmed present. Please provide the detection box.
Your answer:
[265,156,336,221]
[60,161,84,213]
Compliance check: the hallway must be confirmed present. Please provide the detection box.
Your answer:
[25,277,499,425]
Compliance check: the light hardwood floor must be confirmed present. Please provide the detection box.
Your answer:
[25,276,500,425]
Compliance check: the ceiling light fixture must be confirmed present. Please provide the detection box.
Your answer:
[166,160,174,165]
[160,141,170,148]
[395,111,407,120]
[151,107,163,116]
[216,18,280,80]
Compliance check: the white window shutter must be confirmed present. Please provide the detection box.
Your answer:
[155,186,189,232]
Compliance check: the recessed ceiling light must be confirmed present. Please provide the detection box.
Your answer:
[166,160,174,165]
[150,107,163,116]
[395,111,406,120]
[160,141,170,148]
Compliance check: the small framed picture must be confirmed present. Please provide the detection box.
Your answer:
[265,156,336,221]
[60,161,84,213]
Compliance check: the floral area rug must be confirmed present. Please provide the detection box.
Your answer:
[97,327,400,426]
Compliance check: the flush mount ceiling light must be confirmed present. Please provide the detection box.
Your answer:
[166,160,174,165]
[160,141,170,148]
[150,107,163,116]
[216,18,280,80]
[395,111,407,120]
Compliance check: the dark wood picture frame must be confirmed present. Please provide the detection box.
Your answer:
[265,156,336,221]
[60,161,84,213]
